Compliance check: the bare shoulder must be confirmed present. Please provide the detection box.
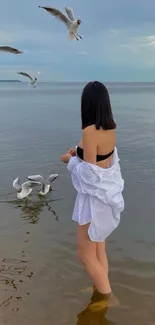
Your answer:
[104,129,116,136]
[82,126,97,145]
[82,125,96,137]
[83,125,96,133]
[83,126,115,138]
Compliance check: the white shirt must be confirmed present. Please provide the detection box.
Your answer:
[67,147,124,242]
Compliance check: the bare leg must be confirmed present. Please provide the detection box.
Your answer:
[77,224,111,294]
[96,242,109,276]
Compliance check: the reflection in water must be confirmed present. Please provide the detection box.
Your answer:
[44,201,59,222]
[0,196,61,315]
[77,290,116,325]
[10,197,60,224]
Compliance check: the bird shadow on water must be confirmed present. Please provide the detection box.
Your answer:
[2,190,62,224]
[11,196,61,224]
[0,195,62,315]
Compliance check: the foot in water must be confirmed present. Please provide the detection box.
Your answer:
[88,290,119,311]
[77,294,117,324]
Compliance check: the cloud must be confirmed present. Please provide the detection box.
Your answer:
[109,29,120,36]
[1,0,155,80]
[138,35,155,47]
[78,51,87,55]
[119,35,155,51]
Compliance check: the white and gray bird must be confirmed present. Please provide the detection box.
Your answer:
[0,46,23,54]
[27,174,59,196]
[13,177,41,199]
[39,5,82,41]
[17,71,40,88]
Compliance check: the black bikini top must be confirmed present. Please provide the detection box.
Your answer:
[76,146,114,162]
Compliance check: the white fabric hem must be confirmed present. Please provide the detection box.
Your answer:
[68,147,124,242]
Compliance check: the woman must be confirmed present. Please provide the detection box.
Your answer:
[61,81,124,307]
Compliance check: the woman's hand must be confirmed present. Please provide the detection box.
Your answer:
[68,147,77,156]
[61,153,72,164]
[61,146,77,163]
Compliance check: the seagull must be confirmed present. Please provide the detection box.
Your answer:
[13,177,41,199]
[17,72,40,88]
[39,5,82,41]
[0,46,23,54]
[27,174,59,196]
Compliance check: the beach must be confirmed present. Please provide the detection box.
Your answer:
[0,82,155,324]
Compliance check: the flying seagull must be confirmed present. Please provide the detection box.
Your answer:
[13,177,41,199]
[0,46,23,54]
[39,6,82,41]
[27,174,59,196]
[17,72,40,88]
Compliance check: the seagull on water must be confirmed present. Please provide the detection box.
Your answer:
[0,46,23,54]
[17,72,40,88]
[39,5,82,41]
[13,177,41,199]
[27,174,59,196]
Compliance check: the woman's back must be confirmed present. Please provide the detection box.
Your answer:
[78,125,116,168]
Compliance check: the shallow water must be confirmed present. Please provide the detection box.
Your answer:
[0,82,155,324]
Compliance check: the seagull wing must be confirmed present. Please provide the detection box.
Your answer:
[17,187,32,199]
[48,174,59,183]
[23,181,41,188]
[27,175,45,184]
[17,72,33,81]
[65,7,75,21]
[35,71,40,79]
[13,177,21,190]
[0,46,23,54]
[17,181,37,199]
[39,6,71,28]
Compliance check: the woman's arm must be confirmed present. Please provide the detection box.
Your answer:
[83,127,97,164]
[61,153,71,163]
[61,146,77,164]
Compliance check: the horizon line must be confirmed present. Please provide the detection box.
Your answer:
[2,80,155,83]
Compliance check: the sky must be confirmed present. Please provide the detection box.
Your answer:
[1,0,155,81]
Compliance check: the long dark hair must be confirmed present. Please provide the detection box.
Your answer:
[81,81,116,130]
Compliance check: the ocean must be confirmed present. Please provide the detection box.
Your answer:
[0,82,155,324]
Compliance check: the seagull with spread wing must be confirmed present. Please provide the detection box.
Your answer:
[13,177,41,199]
[39,5,82,40]
[17,71,40,88]
[0,46,23,54]
[27,174,59,196]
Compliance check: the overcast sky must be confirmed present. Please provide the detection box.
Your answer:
[1,0,155,81]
